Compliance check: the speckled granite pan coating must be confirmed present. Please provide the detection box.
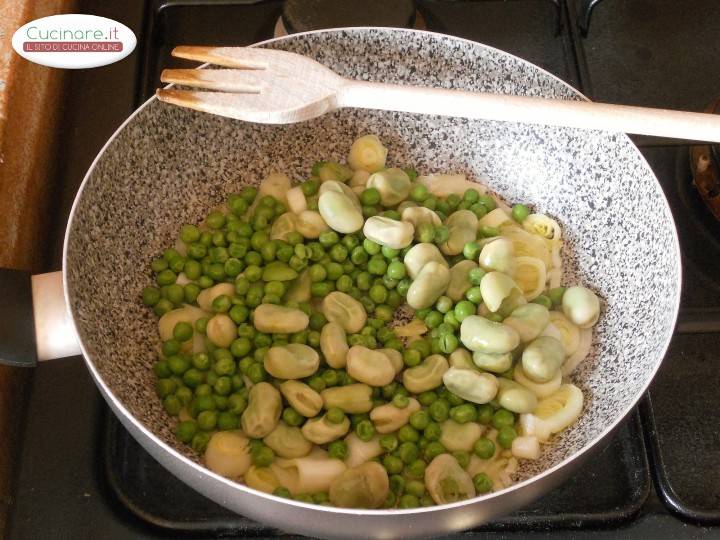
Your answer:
[65,29,679,487]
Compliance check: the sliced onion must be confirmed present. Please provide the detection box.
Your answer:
[562,327,593,375]
[549,311,580,357]
[514,256,547,300]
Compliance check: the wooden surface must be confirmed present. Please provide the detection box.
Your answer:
[158,46,720,142]
[0,0,77,535]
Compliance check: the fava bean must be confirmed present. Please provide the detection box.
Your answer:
[322,292,367,333]
[478,238,516,276]
[302,415,351,444]
[403,354,449,394]
[319,191,364,234]
[263,422,313,459]
[562,286,601,328]
[443,368,499,404]
[460,315,520,354]
[471,351,513,373]
[279,380,323,417]
[480,272,521,312]
[370,398,421,434]
[522,336,565,383]
[425,454,476,504]
[441,210,478,256]
[407,261,451,310]
[320,322,349,368]
[253,304,309,334]
[322,384,374,413]
[496,378,538,413]
[366,168,412,206]
[241,382,282,438]
[264,344,320,379]
[363,216,414,250]
[446,260,478,302]
[440,420,484,452]
[503,303,550,342]
[329,462,389,508]
[403,243,448,279]
[346,346,396,387]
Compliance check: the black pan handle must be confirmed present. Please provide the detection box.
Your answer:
[0,269,81,367]
[0,268,37,367]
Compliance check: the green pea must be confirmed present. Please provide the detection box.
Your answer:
[161,339,181,357]
[398,442,419,464]
[317,230,338,247]
[252,444,275,466]
[389,474,405,495]
[454,300,476,322]
[323,262,343,281]
[142,286,161,306]
[492,409,515,429]
[423,441,446,461]
[438,334,459,354]
[164,284,183,305]
[532,294,553,309]
[486,313,504,323]
[326,407,346,424]
[463,241,481,260]
[307,375,326,393]
[479,225,499,238]
[428,399,450,422]
[227,393,248,415]
[465,286,483,305]
[247,363,266,384]
[476,404,494,425]
[379,433,399,452]
[152,257,169,273]
[301,178,319,196]
[355,419,375,442]
[360,187,381,206]
[328,440,348,460]
[192,353,210,371]
[452,450,471,469]
[548,286,566,306]
[214,375,233,396]
[497,426,517,449]
[450,404,477,424]
[468,268,487,286]
[405,463,427,483]
[383,455,404,474]
[171,322,192,342]
[175,420,197,443]
[168,355,191,376]
[410,184,428,202]
[367,284,387,304]
[367,258,387,276]
[182,368,204,389]
[281,406,303,427]
[511,203,531,223]
[432,225,449,244]
[196,409,217,430]
[409,339,431,358]
[473,472,493,494]
[375,305,394,322]
[398,425,419,443]
[385,261,406,281]
[413,222,433,244]
[473,437,496,459]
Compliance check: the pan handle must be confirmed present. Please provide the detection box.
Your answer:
[0,269,81,367]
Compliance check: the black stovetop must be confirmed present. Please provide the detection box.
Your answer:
[8,0,720,538]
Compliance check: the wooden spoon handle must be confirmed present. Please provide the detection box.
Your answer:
[339,80,720,143]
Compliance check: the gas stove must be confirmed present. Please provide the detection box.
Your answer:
[8,1,720,538]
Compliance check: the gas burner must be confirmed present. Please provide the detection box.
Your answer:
[690,97,720,220]
[274,0,422,38]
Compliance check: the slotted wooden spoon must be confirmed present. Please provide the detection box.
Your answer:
[157,46,720,143]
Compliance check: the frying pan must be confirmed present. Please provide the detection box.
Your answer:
[56,28,680,538]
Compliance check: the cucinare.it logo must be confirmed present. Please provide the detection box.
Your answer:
[11,14,136,69]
